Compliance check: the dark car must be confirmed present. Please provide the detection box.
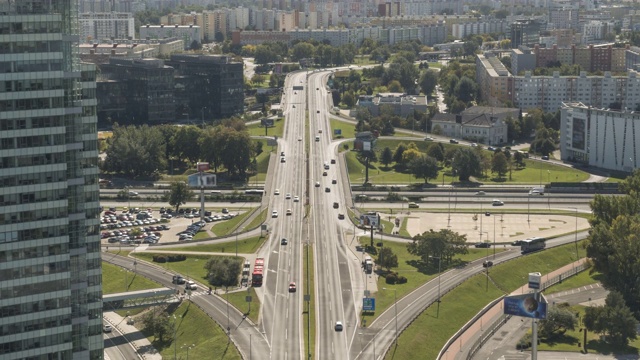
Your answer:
[474,242,491,248]
[449,139,459,144]
[332,179,337,184]
[333,202,339,209]
[482,260,493,267]
[281,238,288,245]
[330,159,336,164]
[338,213,345,220]
[541,155,549,160]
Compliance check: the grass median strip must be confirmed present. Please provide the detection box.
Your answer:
[102,261,160,294]
[242,208,268,231]
[158,235,267,254]
[303,243,316,360]
[211,211,254,237]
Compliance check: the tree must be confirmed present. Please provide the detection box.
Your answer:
[393,144,407,163]
[453,76,477,103]
[342,91,356,108]
[513,151,526,168]
[419,70,439,96]
[452,148,482,182]
[380,147,393,168]
[291,42,315,61]
[538,305,577,339]
[491,152,509,178]
[584,291,639,346]
[104,124,167,178]
[427,143,445,162]
[172,125,202,164]
[409,155,439,183]
[377,247,398,272]
[388,80,403,92]
[408,229,468,265]
[204,257,243,287]
[167,181,194,212]
[141,307,174,342]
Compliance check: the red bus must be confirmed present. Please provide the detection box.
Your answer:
[252,258,265,287]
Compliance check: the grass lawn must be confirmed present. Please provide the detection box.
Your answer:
[398,218,410,237]
[225,287,260,323]
[242,208,268,231]
[330,118,356,139]
[354,56,376,66]
[386,241,588,359]
[426,62,443,69]
[102,261,160,294]
[248,139,272,184]
[144,302,241,360]
[211,210,254,237]
[345,139,591,185]
[247,117,285,138]
[359,238,503,323]
[303,244,316,360]
[131,252,237,285]
[158,235,267,255]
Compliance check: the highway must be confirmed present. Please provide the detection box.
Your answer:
[103,322,139,360]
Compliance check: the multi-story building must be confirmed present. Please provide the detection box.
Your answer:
[356,93,428,117]
[97,58,176,124]
[560,102,640,171]
[166,55,244,120]
[510,19,543,48]
[0,1,103,359]
[476,53,514,107]
[140,24,201,49]
[511,47,537,75]
[79,12,135,42]
[451,20,509,39]
[532,44,627,73]
[548,8,579,30]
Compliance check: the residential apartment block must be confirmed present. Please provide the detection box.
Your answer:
[79,12,135,42]
[561,102,640,172]
[477,53,640,113]
[139,24,201,49]
[532,44,628,73]
[0,1,103,359]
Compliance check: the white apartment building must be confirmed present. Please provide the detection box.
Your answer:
[0,1,103,359]
[79,12,135,42]
[451,20,509,39]
[561,102,640,172]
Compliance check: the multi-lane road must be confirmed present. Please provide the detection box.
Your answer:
[103,68,601,360]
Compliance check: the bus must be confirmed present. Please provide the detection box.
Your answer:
[252,258,265,287]
[245,189,265,195]
[521,237,546,253]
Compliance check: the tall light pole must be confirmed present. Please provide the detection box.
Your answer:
[201,107,207,128]
[171,315,177,360]
[383,287,398,346]
[226,286,230,341]
[572,207,579,261]
[182,344,195,360]
[493,214,496,260]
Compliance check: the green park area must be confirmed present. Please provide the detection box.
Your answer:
[344,139,590,185]
[247,117,285,138]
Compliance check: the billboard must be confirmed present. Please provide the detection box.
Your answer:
[261,118,274,127]
[360,213,379,227]
[197,162,210,172]
[334,129,342,135]
[503,293,548,319]
[363,297,376,311]
[187,173,217,188]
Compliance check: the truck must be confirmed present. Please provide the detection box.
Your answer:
[363,256,373,274]
[529,186,545,195]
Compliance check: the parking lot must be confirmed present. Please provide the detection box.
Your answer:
[100,206,246,246]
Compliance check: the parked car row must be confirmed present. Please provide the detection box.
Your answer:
[177,221,207,241]
[100,216,162,230]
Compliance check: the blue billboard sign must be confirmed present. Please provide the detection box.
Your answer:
[363,298,375,311]
[503,293,547,319]
[334,129,342,135]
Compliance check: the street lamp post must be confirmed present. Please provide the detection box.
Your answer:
[226,287,230,341]
[430,256,442,317]
[171,315,177,360]
[383,287,398,346]
[182,344,195,360]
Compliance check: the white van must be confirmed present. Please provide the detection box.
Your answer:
[185,281,197,290]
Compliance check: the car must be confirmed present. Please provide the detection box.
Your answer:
[330,159,336,164]
[541,155,549,160]
[281,238,288,245]
[408,202,419,208]
[318,129,322,133]
[280,156,286,163]
[529,190,543,196]
[485,212,491,216]
[511,240,524,246]
[470,143,478,147]
[492,199,504,206]
[474,242,491,248]
[316,87,319,90]
[222,208,229,214]
[338,213,345,220]
[425,136,434,141]
[185,281,197,290]
[286,209,292,216]
[280,151,285,156]
[475,191,486,196]
[172,275,185,284]
[322,171,327,176]
[325,187,330,193]
[294,92,297,95]
[272,211,278,218]
[185,213,194,219]
[128,191,139,197]
[316,110,320,113]
[315,181,320,187]
[298,137,302,141]
[333,202,339,209]
[335,321,343,331]
[274,189,280,195]
[332,179,337,184]
[289,282,297,292]
[487,146,496,151]
[293,196,300,202]
[483,260,494,267]
[285,193,291,199]
[292,104,296,108]
[103,324,113,333]
[449,139,459,144]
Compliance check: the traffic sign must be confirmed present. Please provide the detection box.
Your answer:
[246,296,252,302]
[363,297,375,311]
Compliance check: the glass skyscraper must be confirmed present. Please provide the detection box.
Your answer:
[0,1,103,359]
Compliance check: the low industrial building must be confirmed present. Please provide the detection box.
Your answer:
[356,93,428,117]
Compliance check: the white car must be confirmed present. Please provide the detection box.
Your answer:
[103,325,112,333]
[272,211,278,218]
[471,143,478,147]
[315,181,320,187]
[274,189,280,195]
[285,193,291,199]
[293,196,300,202]
[475,191,486,196]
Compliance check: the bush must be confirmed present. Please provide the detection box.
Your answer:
[385,273,398,284]
[397,276,407,284]
[152,254,186,263]
[153,255,166,263]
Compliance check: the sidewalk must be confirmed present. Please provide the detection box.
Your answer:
[440,259,587,360]
[103,311,162,360]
